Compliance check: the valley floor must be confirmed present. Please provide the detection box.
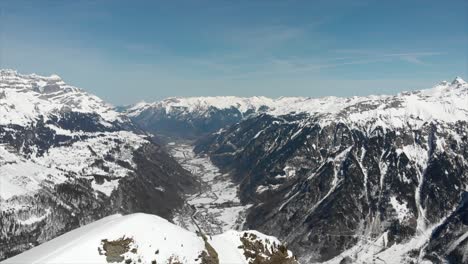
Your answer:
[169,142,250,235]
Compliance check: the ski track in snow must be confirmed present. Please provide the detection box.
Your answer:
[170,142,250,235]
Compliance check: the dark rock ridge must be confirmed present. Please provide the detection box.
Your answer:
[424,192,468,263]
[194,113,468,263]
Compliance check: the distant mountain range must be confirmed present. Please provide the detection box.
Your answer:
[124,77,467,139]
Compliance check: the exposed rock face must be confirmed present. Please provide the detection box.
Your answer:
[121,77,468,263]
[424,192,468,263]
[194,113,468,263]
[0,71,196,260]
[190,78,468,263]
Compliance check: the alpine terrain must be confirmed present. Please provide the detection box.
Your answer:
[0,70,298,264]
[0,70,196,260]
[1,69,467,264]
[2,0,466,262]
[126,77,468,263]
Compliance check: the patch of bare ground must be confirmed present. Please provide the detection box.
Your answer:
[197,233,219,264]
[238,233,299,264]
[99,236,135,263]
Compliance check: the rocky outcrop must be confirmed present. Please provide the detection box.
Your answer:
[424,192,468,263]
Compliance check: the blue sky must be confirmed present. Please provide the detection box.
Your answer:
[1,0,467,105]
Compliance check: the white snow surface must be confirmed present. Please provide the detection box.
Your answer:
[1,213,291,264]
[2,213,205,264]
[390,196,410,222]
[212,230,294,264]
[0,69,123,126]
[127,77,468,128]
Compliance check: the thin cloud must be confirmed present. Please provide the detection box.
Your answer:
[334,49,444,65]
[222,57,386,80]
[220,25,305,50]
[124,43,165,55]
[208,50,444,80]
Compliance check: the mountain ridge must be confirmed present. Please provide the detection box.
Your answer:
[124,76,467,139]
[2,213,298,264]
[191,93,468,262]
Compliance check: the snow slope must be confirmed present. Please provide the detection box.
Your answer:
[2,213,297,264]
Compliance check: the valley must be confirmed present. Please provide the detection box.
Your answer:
[170,142,250,235]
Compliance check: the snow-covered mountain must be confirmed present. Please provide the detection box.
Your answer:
[0,69,125,127]
[2,213,298,264]
[124,76,468,263]
[3,69,467,263]
[0,70,196,260]
[125,77,468,139]
[192,77,468,263]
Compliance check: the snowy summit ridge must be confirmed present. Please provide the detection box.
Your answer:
[2,213,297,264]
[126,77,468,129]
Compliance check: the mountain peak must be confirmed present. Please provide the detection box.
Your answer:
[46,73,62,80]
[0,69,18,76]
[0,69,63,81]
[451,76,466,86]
